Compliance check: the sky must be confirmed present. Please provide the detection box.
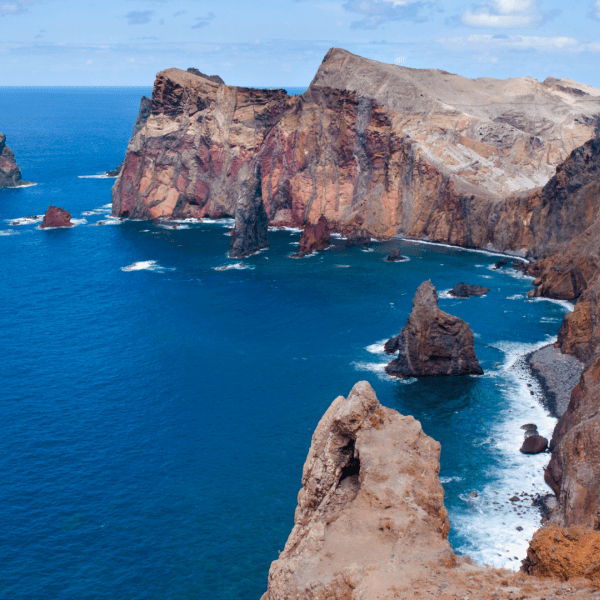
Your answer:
[1,0,600,88]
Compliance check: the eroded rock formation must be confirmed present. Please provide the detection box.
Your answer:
[40,206,73,229]
[112,48,600,258]
[261,380,453,599]
[384,280,483,377]
[229,164,268,258]
[296,215,330,256]
[0,132,30,188]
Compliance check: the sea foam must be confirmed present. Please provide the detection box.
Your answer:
[121,260,172,272]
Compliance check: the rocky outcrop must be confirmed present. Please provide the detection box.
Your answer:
[261,381,454,599]
[523,524,600,582]
[296,215,330,256]
[0,132,30,188]
[40,206,73,229]
[385,248,408,262]
[112,48,600,258]
[520,435,548,454]
[384,280,483,377]
[448,282,490,298]
[229,165,269,258]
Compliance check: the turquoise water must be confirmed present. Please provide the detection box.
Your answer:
[0,87,569,599]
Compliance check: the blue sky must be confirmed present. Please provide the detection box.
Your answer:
[1,1,600,87]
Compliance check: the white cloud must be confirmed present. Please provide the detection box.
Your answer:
[461,0,547,28]
[0,2,21,14]
[438,34,589,52]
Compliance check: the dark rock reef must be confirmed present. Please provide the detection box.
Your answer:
[448,282,490,298]
[385,248,408,262]
[40,206,73,229]
[384,280,483,378]
[0,132,30,188]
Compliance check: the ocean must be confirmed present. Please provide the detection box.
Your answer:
[0,86,571,599]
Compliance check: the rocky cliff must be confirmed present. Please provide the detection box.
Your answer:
[384,280,482,377]
[261,382,595,598]
[0,132,30,188]
[112,48,600,259]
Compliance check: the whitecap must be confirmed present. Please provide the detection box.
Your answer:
[507,294,524,300]
[438,289,454,299]
[351,361,404,382]
[361,247,374,253]
[440,476,464,484]
[527,296,574,313]
[289,251,316,259]
[121,260,172,272]
[95,217,124,226]
[451,336,558,569]
[365,339,389,355]
[78,174,113,179]
[213,263,255,271]
[7,215,43,226]
[0,230,19,236]
[199,217,236,226]
[335,264,351,268]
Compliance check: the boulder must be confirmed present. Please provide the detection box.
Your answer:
[385,248,408,262]
[261,381,453,599]
[523,524,600,582]
[520,435,548,454]
[448,282,490,298]
[40,206,73,229]
[384,280,483,378]
[295,215,330,256]
[229,165,269,258]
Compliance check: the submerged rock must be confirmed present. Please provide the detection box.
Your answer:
[261,381,453,599]
[385,248,408,262]
[295,215,330,256]
[40,206,73,229]
[448,282,490,298]
[384,280,483,378]
[229,165,269,258]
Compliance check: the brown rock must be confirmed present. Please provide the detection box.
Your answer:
[296,215,330,256]
[261,381,453,599]
[520,434,548,454]
[523,524,600,582]
[40,206,73,229]
[385,248,408,262]
[384,280,483,377]
[0,132,31,188]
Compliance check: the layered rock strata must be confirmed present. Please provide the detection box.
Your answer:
[0,132,30,188]
[384,280,483,377]
[112,48,600,260]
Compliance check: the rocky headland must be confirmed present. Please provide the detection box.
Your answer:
[384,280,483,377]
[112,48,600,262]
[0,132,31,188]
[261,382,599,599]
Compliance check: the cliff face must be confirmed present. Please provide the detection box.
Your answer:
[112,48,600,257]
[0,132,29,188]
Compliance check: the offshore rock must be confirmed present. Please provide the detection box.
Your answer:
[345,229,372,247]
[448,282,490,298]
[384,280,483,377]
[523,524,600,582]
[385,248,408,262]
[40,206,73,229]
[296,215,330,256]
[112,49,600,257]
[520,434,548,454]
[229,165,268,258]
[0,132,30,188]
[261,381,453,600]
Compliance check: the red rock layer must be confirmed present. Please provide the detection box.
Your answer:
[40,206,73,229]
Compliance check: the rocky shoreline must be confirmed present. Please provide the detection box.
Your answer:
[526,344,584,418]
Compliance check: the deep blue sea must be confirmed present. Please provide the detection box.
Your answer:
[0,87,572,600]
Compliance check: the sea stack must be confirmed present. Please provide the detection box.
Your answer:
[295,215,330,256]
[229,165,268,258]
[0,132,30,188]
[261,381,453,599]
[384,280,483,377]
[40,206,73,229]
